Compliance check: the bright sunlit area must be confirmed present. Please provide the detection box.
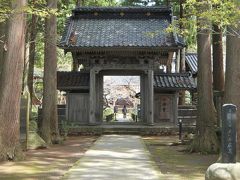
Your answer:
[103,76,140,123]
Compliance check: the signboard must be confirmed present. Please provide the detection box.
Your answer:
[221,104,237,163]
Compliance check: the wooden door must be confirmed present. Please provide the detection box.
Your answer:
[67,93,89,125]
[154,94,173,123]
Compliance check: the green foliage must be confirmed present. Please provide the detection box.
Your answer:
[184,0,240,29]
[186,0,240,32]
[167,17,197,50]
[35,33,44,68]
[0,0,10,22]
[0,0,59,22]
[166,0,240,49]
[26,0,58,17]
[103,108,114,120]
[57,0,76,34]
[84,0,119,6]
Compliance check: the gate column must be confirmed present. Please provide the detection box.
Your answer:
[147,70,154,125]
[89,69,97,124]
[140,74,145,123]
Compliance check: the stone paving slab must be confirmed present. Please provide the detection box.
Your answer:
[63,135,163,180]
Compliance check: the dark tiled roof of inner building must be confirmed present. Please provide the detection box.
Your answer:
[57,71,89,91]
[59,7,183,49]
[57,72,196,91]
[154,73,196,90]
[186,53,198,75]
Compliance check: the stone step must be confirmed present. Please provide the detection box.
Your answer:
[66,124,194,136]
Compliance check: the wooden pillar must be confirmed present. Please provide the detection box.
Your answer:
[147,70,154,125]
[95,73,100,123]
[140,74,145,122]
[89,68,96,124]
[166,64,172,73]
[167,52,174,73]
[173,93,179,126]
[99,74,104,123]
[72,52,78,71]
[175,50,180,73]
[144,72,148,124]
[180,48,186,72]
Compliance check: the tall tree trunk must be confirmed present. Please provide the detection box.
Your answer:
[212,25,224,91]
[224,26,240,160]
[41,0,59,144]
[0,0,26,161]
[27,8,37,106]
[191,5,219,153]
[179,0,186,105]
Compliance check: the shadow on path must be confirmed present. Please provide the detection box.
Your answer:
[63,135,167,180]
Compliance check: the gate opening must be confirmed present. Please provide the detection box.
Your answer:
[103,76,140,123]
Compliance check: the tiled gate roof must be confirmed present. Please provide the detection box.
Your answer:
[59,7,183,50]
[57,71,196,91]
[57,71,89,91]
[154,73,196,90]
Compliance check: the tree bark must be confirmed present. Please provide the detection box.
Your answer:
[27,7,37,105]
[212,25,224,91]
[191,7,219,153]
[224,26,240,160]
[41,0,59,144]
[178,0,186,105]
[0,0,26,161]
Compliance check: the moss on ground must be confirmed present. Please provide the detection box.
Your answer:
[143,136,218,180]
[0,136,98,180]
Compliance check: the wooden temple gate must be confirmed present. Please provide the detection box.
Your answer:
[57,6,196,127]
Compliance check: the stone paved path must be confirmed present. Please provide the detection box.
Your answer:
[63,135,163,180]
[116,113,132,122]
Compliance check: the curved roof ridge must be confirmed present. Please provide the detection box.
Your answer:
[73,6,171,13]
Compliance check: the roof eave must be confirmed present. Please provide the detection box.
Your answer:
[58,46,182,52]
[154,87,197,91]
